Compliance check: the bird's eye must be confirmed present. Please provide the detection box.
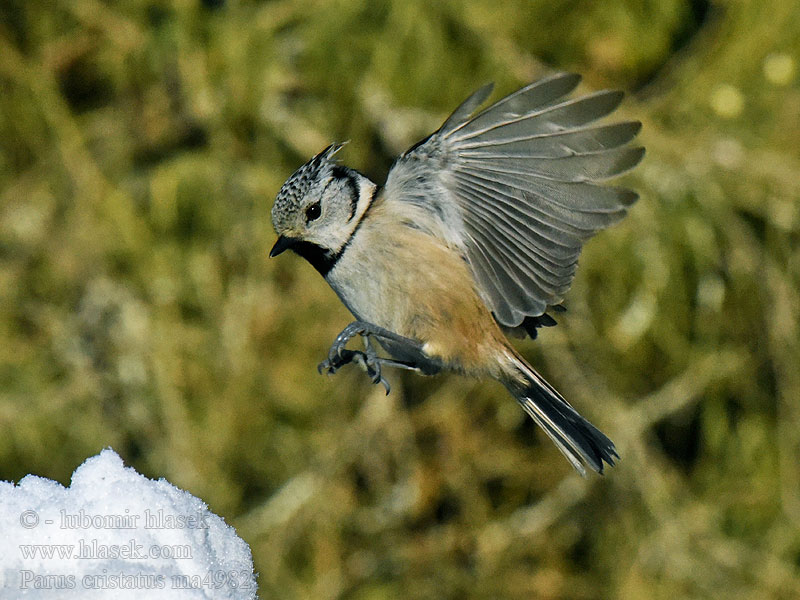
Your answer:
[305,202,322,223]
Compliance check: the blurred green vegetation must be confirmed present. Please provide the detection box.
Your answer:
[1,0,799,598]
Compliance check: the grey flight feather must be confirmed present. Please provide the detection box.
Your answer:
[383,72,644,327]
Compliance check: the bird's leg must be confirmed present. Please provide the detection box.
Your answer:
[322,321,424,364]
[317,321,423,393]
[354,336,392,394]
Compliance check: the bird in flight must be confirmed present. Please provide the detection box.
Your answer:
[270,73,644,474]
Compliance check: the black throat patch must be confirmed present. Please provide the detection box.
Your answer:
[289,181,379,278]
[289,241,338,277]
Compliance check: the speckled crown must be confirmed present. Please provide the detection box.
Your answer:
[271,143,345,233]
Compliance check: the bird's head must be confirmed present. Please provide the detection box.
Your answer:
[270,143,375,273]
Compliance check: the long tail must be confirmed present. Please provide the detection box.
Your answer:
[501,354,618,475]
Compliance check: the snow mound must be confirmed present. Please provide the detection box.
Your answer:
[0,449,257,599]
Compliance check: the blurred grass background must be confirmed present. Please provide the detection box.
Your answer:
[1,0,799,598]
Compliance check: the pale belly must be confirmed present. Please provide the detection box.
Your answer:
[323,222,506,374]
[325,238,435,336]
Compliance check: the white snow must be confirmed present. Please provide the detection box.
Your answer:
[0,449,257,599]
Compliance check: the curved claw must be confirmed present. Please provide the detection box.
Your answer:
[327,323,366,363]
[361,336,390,394]
[317,345,392,394]
[318,357,335,375]
[376,375,390,395]
[320,322,404,394]
[318,348,365,376]
[359,356,390,394]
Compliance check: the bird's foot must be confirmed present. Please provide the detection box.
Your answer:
[323,322,371,365]
[317,321,424,394]
[318,336,390,394]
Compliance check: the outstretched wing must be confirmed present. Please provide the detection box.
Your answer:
[383,73,644,327]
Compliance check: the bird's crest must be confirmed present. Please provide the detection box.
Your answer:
[272,142,346,232]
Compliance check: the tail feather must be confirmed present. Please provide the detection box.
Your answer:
[503,359,618,475]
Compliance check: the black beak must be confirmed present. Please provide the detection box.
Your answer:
[269,235,297,258]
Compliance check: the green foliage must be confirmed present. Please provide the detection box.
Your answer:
[1,0,799,598]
